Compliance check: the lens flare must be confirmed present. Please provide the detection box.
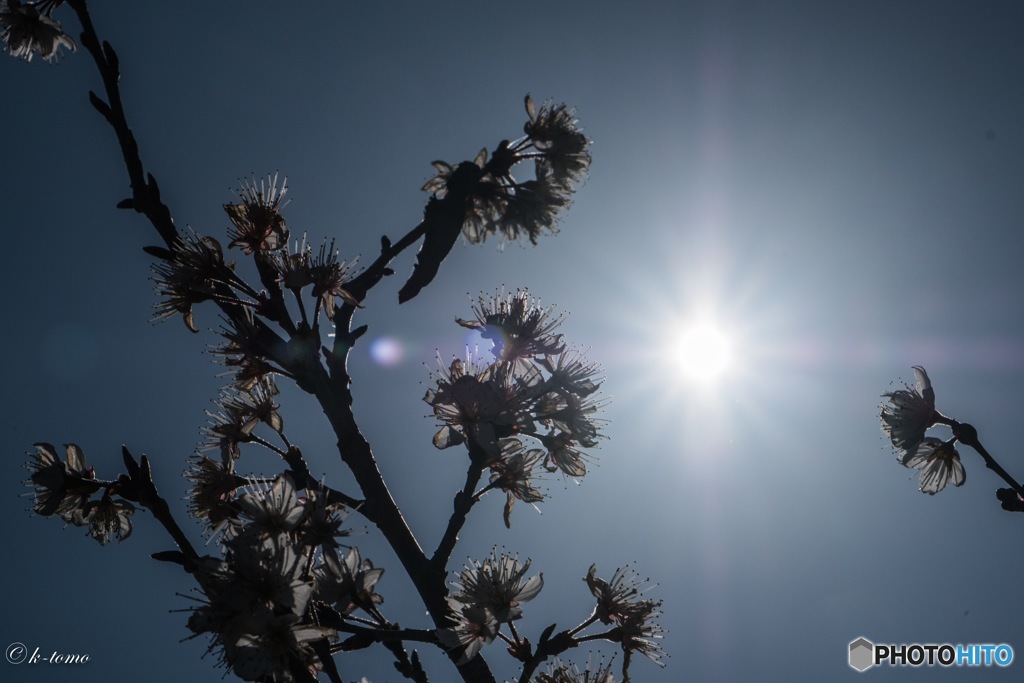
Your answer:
[369,337,405,367]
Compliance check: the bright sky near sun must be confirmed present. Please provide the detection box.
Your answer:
[5,2,1024,682]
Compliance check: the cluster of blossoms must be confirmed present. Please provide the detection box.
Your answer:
[25,443,134,544]
[425,290,606,525]
[435,554,663,681]
[584,565,666,676]
[185,474,375,682]
[1,0,76,62]
[879,366,965,494]
[539,658,616,683]
[421,95,591,245]
[151,175,358,339]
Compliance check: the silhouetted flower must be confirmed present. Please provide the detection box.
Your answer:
[273,235,314,291]
[536,391,605,449]
[450,548,543,623]
[880,366,937,454]
[225,173,289,254]
[540,657,616,683]
[420,95,590,246]
[540,432,590,478]
[523,95,591,188]
[24,442,99,518]
[457,289,565,362]
[617,598,666,673]
[211,308,276,392]
[424,353,528,459]
[75,495,135,545]
[202,378,282,460]
[152,231,230,333]
[235,474,307,537]
[585,564,654,626]
[538,348,602,397]
[313,546,385,616]
[435,599,498,665]
[185,454,240,535]
[224,609,333,682]
[489,439,546,527]
[1,0,76,63]
[900,437,965,494]
[309,239,359,316]
[298,485,351,550]
[187,537,332,683]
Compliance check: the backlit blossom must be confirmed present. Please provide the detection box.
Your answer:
[273,235,314,291]
[523,95,592,188]
[309,239,359,316]
[24,442,99,518]
[880,366,937,454]
[211,308,275,392]
[489,439,546,527]
[540,432,590,478]
[424,353,526,458]
[235,474,307,537]
[435,598,498,665]
[313,546,384,616]
[202,378,282,460]
[75,496,135,545]
[420,95,590,246]
[297,485,351,550]
[617,598,666,672]
[450,548,543,623]
[224,609,333,682]
[185,454,240,535]
[152,231,230,333]
[1,0,76,63]
[225,173,289,254]
[187,537,332,683]
[456,289,565,363]
[901,437,966,495]
[585,564,654,626]
[540,657,617,683]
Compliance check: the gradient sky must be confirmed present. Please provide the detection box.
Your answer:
[5,1,1024,681]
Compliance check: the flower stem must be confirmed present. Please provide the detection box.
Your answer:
[952,421,1024,499]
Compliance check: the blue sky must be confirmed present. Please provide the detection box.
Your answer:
[4,1,1024,681]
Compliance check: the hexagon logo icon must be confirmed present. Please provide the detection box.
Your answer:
[849,637,874,672]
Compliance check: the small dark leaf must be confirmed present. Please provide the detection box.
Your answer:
[996,488,1024,512]
[143,245,173,260]
[116,198,135,210]
[538,623,557,645]
[399,163,480,303]
[151,550,186,565]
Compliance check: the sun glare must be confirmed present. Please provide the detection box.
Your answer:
[672,322,733,383]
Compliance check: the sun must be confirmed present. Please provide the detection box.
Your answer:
[671,322,733,383]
